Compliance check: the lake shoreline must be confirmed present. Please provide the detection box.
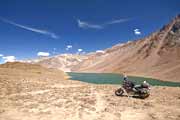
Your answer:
[67,72,180,87]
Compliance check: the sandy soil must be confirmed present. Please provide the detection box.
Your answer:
[0,62,180,120]
[1,81,180,120]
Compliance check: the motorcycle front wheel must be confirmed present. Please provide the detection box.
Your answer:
[115,88,124,96]
[139,93,150,99]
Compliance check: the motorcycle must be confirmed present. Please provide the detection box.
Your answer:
[115,80,150,99]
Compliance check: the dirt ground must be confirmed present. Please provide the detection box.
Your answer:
[0,63,180,120]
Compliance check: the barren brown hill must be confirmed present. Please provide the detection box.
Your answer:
[0,62,67,96]
[0,62,50,70]
[72,15,180,82]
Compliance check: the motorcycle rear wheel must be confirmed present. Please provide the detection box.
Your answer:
[115,88,124,96]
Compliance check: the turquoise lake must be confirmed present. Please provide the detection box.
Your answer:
[67,72,180,87]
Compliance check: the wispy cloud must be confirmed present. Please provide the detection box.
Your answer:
[105,18,131,25]
[77,18,131,29]
[134,29,141,35]
[0,54,3,57]
[2,56,16,62]
[77,19,103,29]
[37,52,50,57]
[78,49,83,52]
[66,45,73,51]
[0,17,59,39]
[76,48,83,54]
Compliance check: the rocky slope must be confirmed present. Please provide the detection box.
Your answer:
[22,54,88,72]
[72,15,180,82]
[0,62,180,120]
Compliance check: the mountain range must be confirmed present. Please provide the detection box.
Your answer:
[22,15,180,82]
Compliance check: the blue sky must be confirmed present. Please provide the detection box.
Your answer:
[0,0,179,62]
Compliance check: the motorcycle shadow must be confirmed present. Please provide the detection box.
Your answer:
[117,94,146,99]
